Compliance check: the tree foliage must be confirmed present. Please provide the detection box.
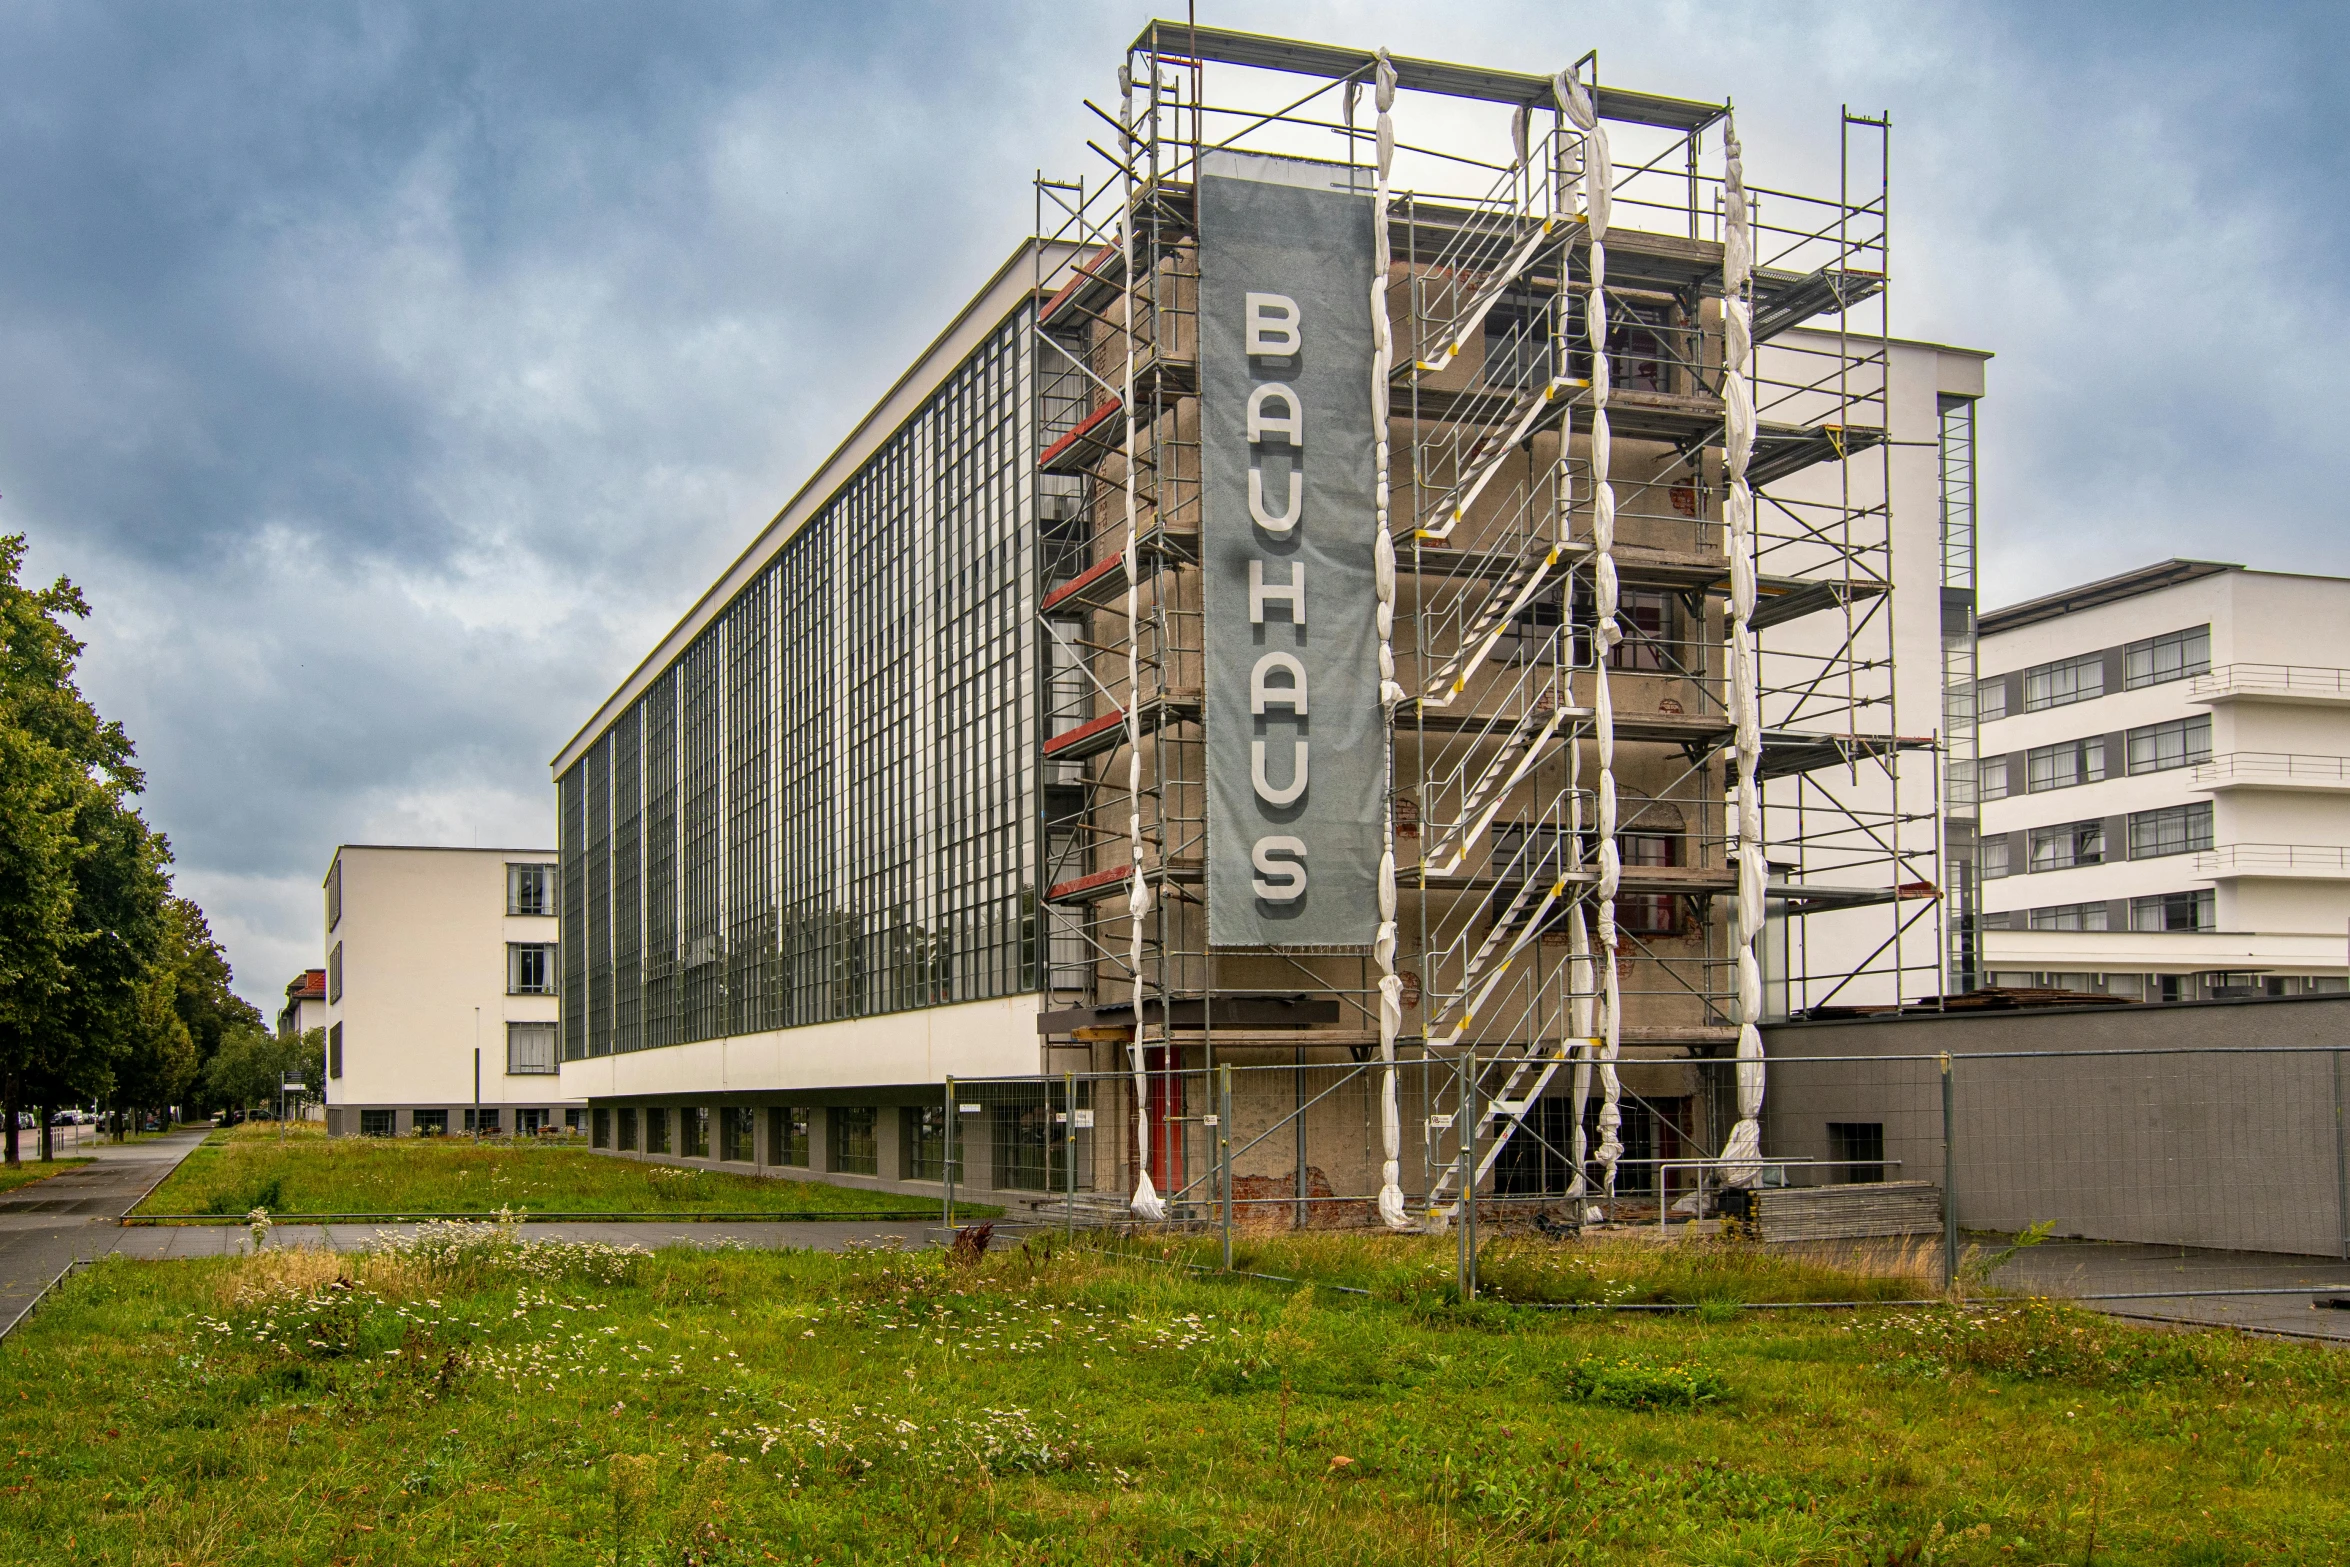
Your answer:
[0,535,249,1160]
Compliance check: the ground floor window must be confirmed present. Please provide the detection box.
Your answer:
[830,1107,877,1175]
[993,1100,1061,1192]
[719,1106,754,1162]
[1826,1122,1886,1183]
[413,1109,449,1137]
[592,1108,610,1148]
[568,1108,587,1134]
[903,1105,954,1181]
[687,1107,711,1159]
[617,1107,638,1152]
[516,1108,548,1135]
[360,1109,393,1138]
[768,1106,810,1167]
[464,1108,500,1134]
[645,1107,670,1155]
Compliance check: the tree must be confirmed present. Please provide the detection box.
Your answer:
[202,1022,316,1115]
[165,898,262,1104]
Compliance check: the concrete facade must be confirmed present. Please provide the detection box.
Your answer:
[321,845,582,1137]
[1977,562,2350,1001]
[1765,994,2350,1258]
[275,968,327,1038]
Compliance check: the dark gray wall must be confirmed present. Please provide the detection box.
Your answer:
[1764,995,2350,1258]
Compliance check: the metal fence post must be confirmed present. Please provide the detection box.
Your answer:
[1065,1071,1078,1245]
[1940,1053,1958,1292]
[943,1075,956,1233]
[1219,1063,1234,1271]
[1458,1050,1479,1303]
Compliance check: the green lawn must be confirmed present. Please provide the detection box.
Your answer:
[132,1123,950,1220]
[2,1228,2342,1563]
[0,1156,92,1195]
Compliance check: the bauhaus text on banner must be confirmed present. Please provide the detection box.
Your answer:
[1199,151,1383,948]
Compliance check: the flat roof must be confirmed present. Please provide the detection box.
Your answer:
[1978,559,2239,636]
[1133,20,1728,131]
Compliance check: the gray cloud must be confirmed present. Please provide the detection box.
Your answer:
[0,1,2338,1007]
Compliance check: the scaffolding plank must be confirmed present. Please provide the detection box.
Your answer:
[1040,690,1203,762]
[1040,396,1125,475]
[1747,575,1891,633]
[1751,266,1885,344]
[1135,21,1728,130]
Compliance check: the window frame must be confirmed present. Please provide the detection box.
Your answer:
[507,943,557,996]
[2022,654,2104,713]
[2125,715,2212,776]
[505,1020,558,1076]
[2027,819,2106,873]
[767,1106,810,1167]
[2127,802,2214,859]
[2129,889,2215,932]
[830,1107,878,1175]
[506,862,557,917]
[2123,626,2211,691]
[2024,737,2107,794]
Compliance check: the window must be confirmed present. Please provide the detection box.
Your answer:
[2131,890,2215,933]
[2126,716,2212,775]
[360,1109,393,1137]
[507,862,557,916]
[1826,1122,1885,1184]
[1480,286,1555,390]
[413,1109,448,1137]
[1981,838,2012,879]
[325,856,342,932]
[617,1107,638,1152]
[505,1021,557,1075]
[508,944,556,995]
[645,1107,670,1155]
[2025,737,2106,793]
[328,1022,343,1080]
[1611,589,1679,673]
[464,1108,500,1134]
[2028,820,2105,872]
[903,1104,954,1181]
[1616,833,1680,935]
[720,1107,755,1163]
[1978,755,2010,801]
[993,1101,1061,1192]
[687,1107,711,1159]
[327,941,343,1003]
[768,1106,810,1167]
[2128,802,2213,859]
[830,1107,878,1175]
[1977,678,2008,723]
[517,1108,548,1135]
[2023,654,2103,712]
[2028,902,2109,932]
[2124,626,2210,690]
[592,1108,610,1148]
[566,1108,587,1134]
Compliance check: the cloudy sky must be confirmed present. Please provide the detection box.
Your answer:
[0,1,2340,1011]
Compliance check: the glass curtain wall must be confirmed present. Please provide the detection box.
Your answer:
[560,310,1038,1059]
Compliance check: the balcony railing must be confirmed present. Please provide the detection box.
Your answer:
[2191,751,2350,789]
[2193,843,2350,877]
[2190,664,2350,703]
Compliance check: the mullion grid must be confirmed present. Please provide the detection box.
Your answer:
[641,669,679,1050]
[612,703,643,1053]
[586,732,614,1057]
[775,525,836,1028]
[843,441,921,1014]
[678,625,725,1042]
[725,570,775,1035]
[558,765,588,1060]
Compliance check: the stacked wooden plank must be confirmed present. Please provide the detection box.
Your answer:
[1751,1181,1942,1243]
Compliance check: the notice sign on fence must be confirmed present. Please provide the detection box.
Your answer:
[1199,150,1384,949]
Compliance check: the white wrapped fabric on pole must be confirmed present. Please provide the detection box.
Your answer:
[1369,49,1411,1232]
[1117,66,1164,1222]
[1555,67,1625,1203]
[1717,115,1767,1185]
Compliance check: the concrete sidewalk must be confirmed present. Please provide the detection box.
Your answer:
[114,1218,940,1258]
[0,1129,208,1334]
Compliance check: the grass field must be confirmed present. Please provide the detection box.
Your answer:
[133,1123,952,1220]
[3,1227,2343,1564]
[0,1156,92,1194]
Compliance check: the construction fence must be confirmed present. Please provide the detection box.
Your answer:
[930,1032,2350,1307]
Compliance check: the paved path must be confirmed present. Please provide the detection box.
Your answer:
[0,1129,208,1335]
[1996,1239,2350,1343]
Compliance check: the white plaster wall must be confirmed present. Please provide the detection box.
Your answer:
[557,993,1044,1102]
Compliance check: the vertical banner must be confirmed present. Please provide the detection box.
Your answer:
[1200,151,1383,948]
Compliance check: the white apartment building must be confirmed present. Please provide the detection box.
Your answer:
[320,845,582,1137]
[1976,560,2350,1000]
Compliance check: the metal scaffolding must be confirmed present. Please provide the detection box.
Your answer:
[1029,22,1940,1225]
